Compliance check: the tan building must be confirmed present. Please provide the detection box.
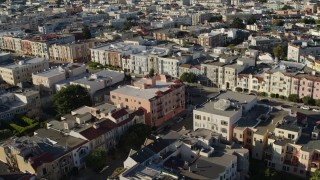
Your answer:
[49,41,95,63]
[110,75,185,127]
[0,57,49,85]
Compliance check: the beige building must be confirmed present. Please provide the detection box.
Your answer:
[0,57,49,85]
[49,41,95,63]
[32,63,86,94]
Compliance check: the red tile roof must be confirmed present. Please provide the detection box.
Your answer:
[31,152,55,169]
[80,120,116,140]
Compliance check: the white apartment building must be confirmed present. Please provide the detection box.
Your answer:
[0,57,49,85]
[287,40,320,63]
[193,91,257,140]
[90,42,147,67]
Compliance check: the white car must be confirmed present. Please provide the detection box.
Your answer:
[300,106,310,110]
[312,108,320,112]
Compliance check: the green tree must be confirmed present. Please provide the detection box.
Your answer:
[302,96,315,105]
[316,99,320,106]
[208,15,222,22]
[149,68,155,77]
[302,18,316,24]
[311,169,320,180]
[85,148,107,172]
[53,85,91,115]
[230,18,245,29]
[247,16,256,25]
[118,124,152,153]
[272,19,285,26]
[288,94,300,102]
[180,72,197,83]
[273,45,287,60]
[82,26,92,39]
[281,5,294,10]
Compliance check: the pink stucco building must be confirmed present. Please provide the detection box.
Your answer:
[291,74,320,100]
[110,75,185,127]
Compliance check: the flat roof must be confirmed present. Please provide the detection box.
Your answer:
[111,80,175,100]
[254,110,288,135]
[1,57,46,70]
[32,67,65,78]
[217,91,256,104]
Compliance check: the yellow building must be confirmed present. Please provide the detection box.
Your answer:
[313,61,320,72]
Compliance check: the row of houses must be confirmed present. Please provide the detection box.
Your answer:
[0,34,95,63]
[0,102,145,179]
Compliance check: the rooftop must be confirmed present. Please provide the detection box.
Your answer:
[1,57,46,70]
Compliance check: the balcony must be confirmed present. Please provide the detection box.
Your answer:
[157,102,162,106]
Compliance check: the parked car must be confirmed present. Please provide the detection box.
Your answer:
[261,99,269,103]
[300,105,310,110]
[312,108,320,112]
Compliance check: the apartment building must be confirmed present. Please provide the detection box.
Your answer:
[56,70,124,96]
[32,63,86,94]
[1,34,76,58]
[0,57,49,85]
[291,73,320,100]
[198,31,226,48]
[0,89,40,120]
[90,42,146,67]
[288,40,320,63]
[121,129,249,180]
[124,47,170,75]
[110,75,185,127]
[189,12,212,25]
[49,41,95,63]
[193,91,257,140]
[0,128,89,180]
[201,55,255,90]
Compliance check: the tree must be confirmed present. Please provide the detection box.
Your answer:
[180,72,197,83]
[288,94,300,102]
[208,15,222,22]
[149,68,155,77]
[272,19,285,26]
[282,5,294,10]
[302,18,316,24]
[85,148,107,172]
[247,16,256,25]
[316,99,320,106]
[231,18,245,29]
[82,26,92,39]
[118,124,152,153]
[311,169,320,180]
[53,85,91,115]
[270,93,276,98]
[302,96,315,105]
[273,45,287,60]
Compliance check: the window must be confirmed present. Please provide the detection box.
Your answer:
[138,101,141,105]
[221,120,228,126]
[203,116,206,121]
[195,114,201,120]
[234,133,237,137]
[221,128,227,133]
[247,131,252,136]
[240,134,243,138]
[112,95,116,99]
[125,98,128,102]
